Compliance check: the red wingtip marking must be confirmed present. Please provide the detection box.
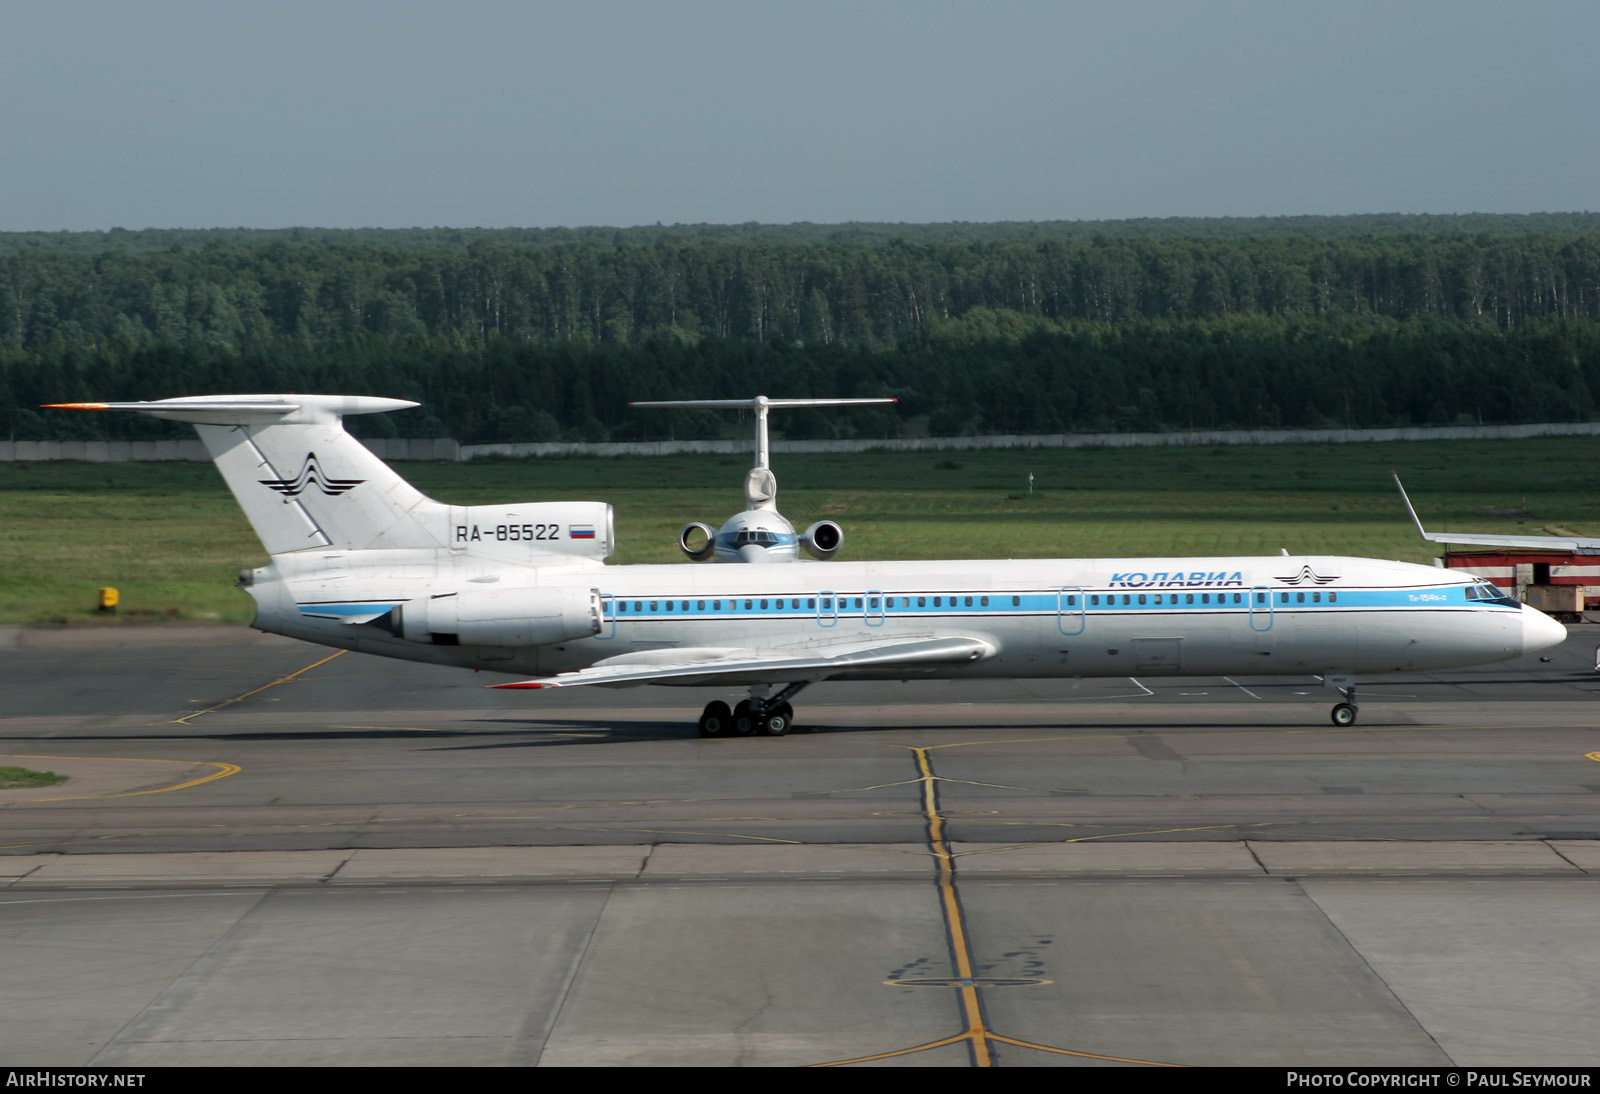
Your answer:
[42,402,109,410]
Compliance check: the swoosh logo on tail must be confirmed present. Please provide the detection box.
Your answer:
[259,453,365,497]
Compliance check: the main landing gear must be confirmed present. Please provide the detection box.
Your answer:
[698,683,810,738]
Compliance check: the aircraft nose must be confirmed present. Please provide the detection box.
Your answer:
[1521,604,1568,656]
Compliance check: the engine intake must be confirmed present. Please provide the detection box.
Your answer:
[679,522,717,562]
[801,520,844,560]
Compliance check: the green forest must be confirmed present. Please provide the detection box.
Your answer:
[4,214,1599,443]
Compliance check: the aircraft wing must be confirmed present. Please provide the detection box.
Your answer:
[491,634,996,690]
[1402,530,1600,551]
[1393,473,1600,551]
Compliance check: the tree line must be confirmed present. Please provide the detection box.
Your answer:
[7,312,1599,444]
[2,228,1599,354]
[6,213,1599,257]
[3,216,1599,443]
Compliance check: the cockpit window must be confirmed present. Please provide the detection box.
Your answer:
[1472,580,1517,606]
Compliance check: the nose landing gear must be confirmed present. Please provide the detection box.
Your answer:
[1322,673,1358,726]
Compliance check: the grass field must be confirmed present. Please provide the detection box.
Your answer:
[3,437,1598,625]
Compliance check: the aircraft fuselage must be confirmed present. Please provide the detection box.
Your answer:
[246,552,1552,683]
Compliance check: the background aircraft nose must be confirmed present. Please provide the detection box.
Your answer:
[1521,604,1568,655]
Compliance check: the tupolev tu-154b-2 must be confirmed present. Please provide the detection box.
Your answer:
[49,394,1567,737]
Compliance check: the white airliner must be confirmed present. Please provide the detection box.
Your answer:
[630,395,895,563]
[50,395,1568,736]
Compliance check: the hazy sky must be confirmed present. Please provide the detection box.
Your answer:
[2,1,1595,231]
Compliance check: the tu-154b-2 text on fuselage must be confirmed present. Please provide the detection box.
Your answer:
[49,395,1568,737]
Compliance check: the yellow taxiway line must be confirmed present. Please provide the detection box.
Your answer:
[0,755,240,805]
[170,650,346,724]
[810,745,1180,1068]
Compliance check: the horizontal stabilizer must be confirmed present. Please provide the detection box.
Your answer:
[46,394,418,425]
[492,634,995,689]
[48,399,300,415]
[630,395,898,495]
[630,397,896,410]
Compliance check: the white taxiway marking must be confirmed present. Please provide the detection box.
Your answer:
[1223,676,1263,700]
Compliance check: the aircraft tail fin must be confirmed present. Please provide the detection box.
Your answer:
[48,395,445,555]
[51,395,616,561]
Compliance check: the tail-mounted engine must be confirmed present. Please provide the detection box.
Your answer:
[398,586,601,647]
[801,520,844,560]
[679,522,717,562]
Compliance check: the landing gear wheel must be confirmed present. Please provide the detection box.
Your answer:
[732,700,760,736]
[698,700,732,738]
[759,704,792,736]
[1331,702,1358,727]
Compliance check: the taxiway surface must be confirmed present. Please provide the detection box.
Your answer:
[2,624,1598,1066]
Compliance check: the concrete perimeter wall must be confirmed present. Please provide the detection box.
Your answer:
[0,438,463,462]
[6,421,1600,463]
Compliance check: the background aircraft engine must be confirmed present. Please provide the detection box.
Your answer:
[400,586,601,647]
[679,522,717,561]
[801,520,844,560]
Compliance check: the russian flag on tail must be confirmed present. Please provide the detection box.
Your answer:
[569,525,595,539]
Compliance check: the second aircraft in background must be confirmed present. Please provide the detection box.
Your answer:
[631,395,895,563]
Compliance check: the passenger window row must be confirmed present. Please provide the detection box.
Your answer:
[1087,592,1250,606]
[599,590,1357,613]
[606,595,1000,612]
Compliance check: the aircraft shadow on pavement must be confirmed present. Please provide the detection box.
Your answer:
[416,714,1419,750]
[0,727,575,745]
